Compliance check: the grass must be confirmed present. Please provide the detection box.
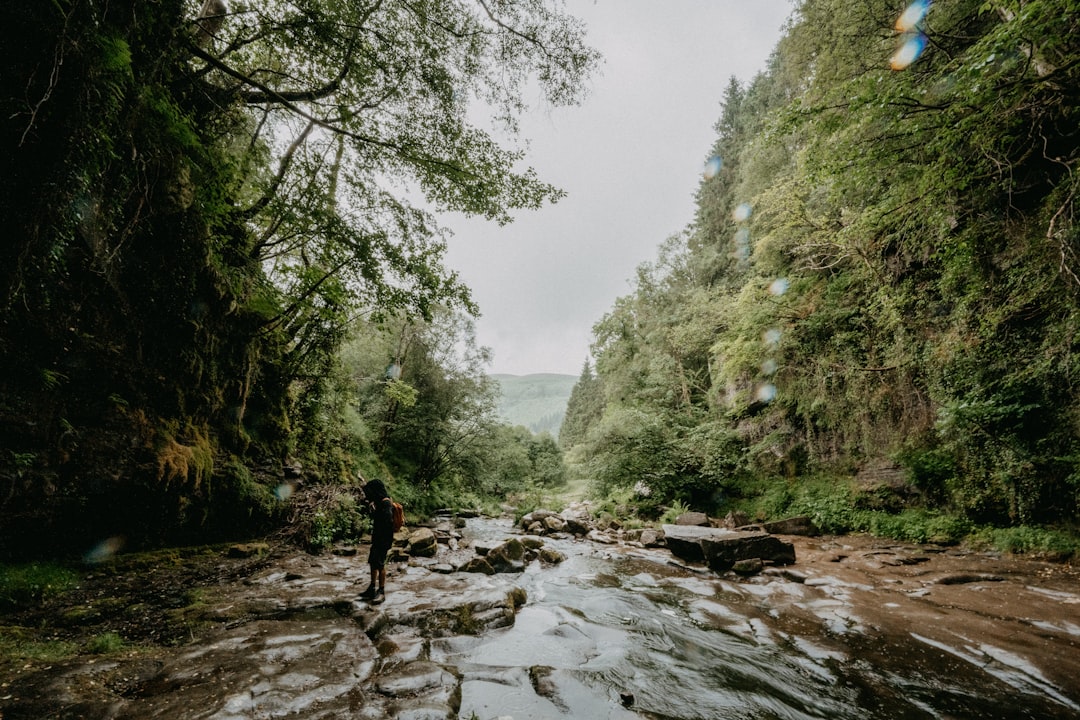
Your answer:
[0,627,80,668]
[0,562,79,611]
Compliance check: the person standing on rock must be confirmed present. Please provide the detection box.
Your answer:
[360,477,393,604]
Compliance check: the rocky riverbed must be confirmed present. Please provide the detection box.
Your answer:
[1,513,1078,719]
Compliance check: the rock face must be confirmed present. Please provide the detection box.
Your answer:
[663,525,796,572]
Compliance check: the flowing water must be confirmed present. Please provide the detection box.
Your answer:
[441,518,1080,720]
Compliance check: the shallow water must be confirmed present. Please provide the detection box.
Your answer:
[446,519,1079,720]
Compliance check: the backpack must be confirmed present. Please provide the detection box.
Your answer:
[390,499,405,532]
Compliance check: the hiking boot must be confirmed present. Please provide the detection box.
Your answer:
[370,588,385,605]
[358,584,377,600]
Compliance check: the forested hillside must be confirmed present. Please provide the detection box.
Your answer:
[0,0,594,558]
[565,0,1080,540]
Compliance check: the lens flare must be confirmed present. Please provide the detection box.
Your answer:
[891,33,927,70]
[84,536,125,564]
[732,203,753,222]
[755,384,777,403]
[275,483,295,501]
[763,328,782,347]
[768,278,789,296]
[703,155,723,179]
[895,0,931,32]
[761,358,778,375]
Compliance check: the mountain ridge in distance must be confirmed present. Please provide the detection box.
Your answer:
[491,372,577,436]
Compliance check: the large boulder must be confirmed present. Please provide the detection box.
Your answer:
[662,525,795,572]
[701,533,796,572]
[661,524,713,563]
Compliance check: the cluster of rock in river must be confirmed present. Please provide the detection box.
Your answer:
[387,505,817,578]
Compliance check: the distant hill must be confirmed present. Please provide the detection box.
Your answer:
[491,373,577,436]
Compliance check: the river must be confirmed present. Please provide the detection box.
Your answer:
[2,516,1078,719]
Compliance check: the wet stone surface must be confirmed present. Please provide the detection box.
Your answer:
[2,518,1079,719]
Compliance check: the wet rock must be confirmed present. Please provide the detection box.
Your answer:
[702,533,795,573]
[732,558,764,576]
[460,557,495,575]
[762,516,820,536]
[676,511,710,527]
[543,515,567,533]
[558,512,591,536]
[375,661,456,697]
[519,535,545,550]
[486,539,527,573]
[520,509,558,529]
[408,528,438,558]
[527,521,545,535]
[663,525,796,572]
[539,547,566,564]
[662,525,712,563]
[529,665,568,711]
[586,530,617,545]
[640,528,665,548]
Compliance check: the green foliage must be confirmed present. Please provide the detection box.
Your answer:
[0,563,79,611]
[84,632,126,655]
[304,491,366,552]
[659,500,691,525]
[970,525,1079,560]
[582,0,1080,540]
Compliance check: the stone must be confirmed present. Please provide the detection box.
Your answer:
[520,509,557,529]
[485,539,527,573]
[539,547,566,564]
[528,522,545,535]
[459,557,495,575]
[375,661,455,697]
[543,515,568,533]
[519,535,545,550]
[560,515,591,536]
[675,511,710,527]
[639,529,664,548]
[762,516,820,536]
[721,511,751,529]
[701,533,795,573]
[732,558,764,576]
[662,525,796,572]
[407,528,438,558]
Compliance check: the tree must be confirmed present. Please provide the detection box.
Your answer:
[0,0,598,553]
[559,358,604,449]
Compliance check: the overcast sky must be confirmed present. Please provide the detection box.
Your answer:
[444,1,795,377]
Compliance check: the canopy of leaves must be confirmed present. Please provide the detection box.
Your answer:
[0,0,596,555]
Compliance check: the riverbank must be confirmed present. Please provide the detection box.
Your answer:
[1,518,1078,718]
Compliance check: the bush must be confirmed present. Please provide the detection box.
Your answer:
[970,525,1079,560]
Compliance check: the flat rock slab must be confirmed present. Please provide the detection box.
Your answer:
[662,525,796,571]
